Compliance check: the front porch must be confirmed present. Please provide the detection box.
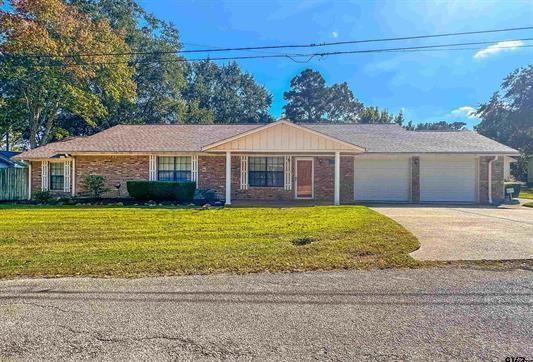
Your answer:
[222,152,352,206]
[200,120,365,205]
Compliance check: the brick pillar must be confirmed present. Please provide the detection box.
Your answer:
[411,156,420,203]
[479,156,504,204]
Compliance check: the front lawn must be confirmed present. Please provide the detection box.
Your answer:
[0,205,420,278]
[520,186,533,199]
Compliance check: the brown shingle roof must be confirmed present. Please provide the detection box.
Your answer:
[15,124,262,159]
[15,122,518,160]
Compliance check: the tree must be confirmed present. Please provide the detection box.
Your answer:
[0,0,136,148]
[69,0,186,128]
[283,69,366,123]
[182,61,272,124]
[413,121,467,131]
[283,69,329,122]
[326,83,364,123]
[394,110,405,127]
[476,65,533,180]
[476,65,533,155]
[359,106,395,124]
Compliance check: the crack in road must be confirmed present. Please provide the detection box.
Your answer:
[57,324,253,358]
[15,301,82,314]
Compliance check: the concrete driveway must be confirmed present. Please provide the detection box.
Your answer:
[372,205,533,261]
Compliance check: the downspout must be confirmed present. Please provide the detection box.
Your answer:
[487,156,497,205]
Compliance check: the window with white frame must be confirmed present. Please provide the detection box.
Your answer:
[248,157,284,187]
[157,156,191,182]
[49,162,65,191]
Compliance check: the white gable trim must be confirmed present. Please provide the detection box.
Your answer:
[201,120,365,152]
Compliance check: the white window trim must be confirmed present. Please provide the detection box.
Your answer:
[47,160,67,192]
[284,156,292,191]
[247,156,285,188]
[149,155,157,181]
[191,154,198,184]
[240,156,248,190]
[63,160,71,193]
[152,155,197,188]
[41,161,49,191]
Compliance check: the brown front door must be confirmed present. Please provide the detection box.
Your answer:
[296,159,313,199]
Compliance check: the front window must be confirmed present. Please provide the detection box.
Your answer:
[157,156,191,182]
[249,157,284,187]
[49,162,64,191]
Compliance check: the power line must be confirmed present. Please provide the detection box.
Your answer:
[14,37,532,67]
[12,25,533,59]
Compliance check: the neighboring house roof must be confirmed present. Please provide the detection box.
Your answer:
[14,121,519,160]
[0,151,26,167]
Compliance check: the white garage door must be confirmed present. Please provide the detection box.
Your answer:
[354,159,410,201]
[420,157,477,202]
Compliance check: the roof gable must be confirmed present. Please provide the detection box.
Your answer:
[202,120,365,152]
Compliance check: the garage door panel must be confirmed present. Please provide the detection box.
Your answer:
[420,158,476,202]
[354,159,410,201]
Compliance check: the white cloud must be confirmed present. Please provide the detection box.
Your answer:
[331,31,338,38]
[473,40,524,59]
[450,106,477,118]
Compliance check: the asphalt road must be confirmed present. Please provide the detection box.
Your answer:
[0,268,532,361]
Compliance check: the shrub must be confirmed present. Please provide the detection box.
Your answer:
[82,175,109,198]
[127,181,196,202]
[194,188,219,203]
[504,182,521,198]
[33,190,53,203]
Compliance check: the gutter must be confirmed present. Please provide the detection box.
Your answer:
[487,156,497,204]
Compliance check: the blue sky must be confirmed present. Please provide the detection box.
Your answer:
[140,0,532,128]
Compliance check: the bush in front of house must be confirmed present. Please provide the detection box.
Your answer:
[504,182,521,198]
[33,190,53,203]
[82,175,109,198]
[194,188,220,204]
[127,181,196,202]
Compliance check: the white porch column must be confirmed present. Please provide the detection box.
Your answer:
[334,151,340,205]
[71,157,76,196]
[27,162,32,200]
[225,151,232,205]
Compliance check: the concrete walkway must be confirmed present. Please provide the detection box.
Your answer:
[372,204,533,261]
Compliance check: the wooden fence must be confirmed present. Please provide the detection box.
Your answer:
[0,168,28,201]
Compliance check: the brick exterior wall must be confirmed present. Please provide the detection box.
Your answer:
[29,153,504,204]
[197,155,355,203]
[313,156,334,201]
[30,156,148,198]
[29,161,71,197]
[198,155,226,198]
[410,156,420,203]
[29,161,42,196]
[340,156,355,203]
[232,156,293,201]
[31,155,504,204]
[74,155,149,197]
[479,156,504,204]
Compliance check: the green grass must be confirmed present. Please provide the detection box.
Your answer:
[519,186,533,199]
[0,205,420,278]
[524,202,533,208]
